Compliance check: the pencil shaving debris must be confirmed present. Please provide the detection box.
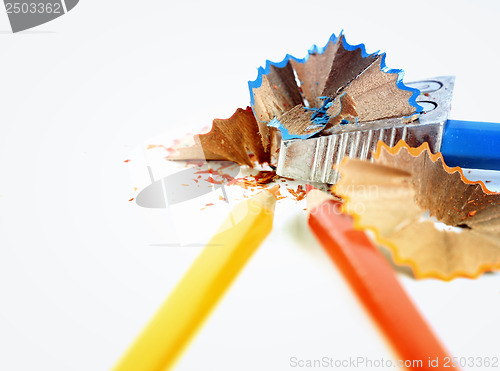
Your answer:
[287,185,307,201]
[164,32,421,167]
[333,140,500,280]
[160,161,308,206]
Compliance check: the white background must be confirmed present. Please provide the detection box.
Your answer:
[1,1,500,370]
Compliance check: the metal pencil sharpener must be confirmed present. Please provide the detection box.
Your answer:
[276,76,455,184]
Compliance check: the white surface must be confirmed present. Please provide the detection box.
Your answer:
[0,1,500,370]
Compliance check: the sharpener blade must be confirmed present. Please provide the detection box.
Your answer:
[276,76,455,184]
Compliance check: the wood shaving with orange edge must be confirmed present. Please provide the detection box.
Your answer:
[333,140,500,281]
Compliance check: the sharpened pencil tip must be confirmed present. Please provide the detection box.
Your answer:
[266,184,280,198]
[306,189,336,215]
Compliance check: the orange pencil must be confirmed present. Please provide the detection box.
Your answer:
[307,190,460,371]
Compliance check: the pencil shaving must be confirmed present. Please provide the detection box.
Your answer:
[334,140,500,280]
[261,34,420,141]
[168,32,421,167]
[167,107,269,167]
[268,93,357,139]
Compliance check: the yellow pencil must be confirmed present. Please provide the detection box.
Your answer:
[112,187,278,371]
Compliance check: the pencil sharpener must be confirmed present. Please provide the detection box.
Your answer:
[276,76,455,184]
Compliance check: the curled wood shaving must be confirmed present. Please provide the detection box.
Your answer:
[167,107,269,167]
[333,140,500,280]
